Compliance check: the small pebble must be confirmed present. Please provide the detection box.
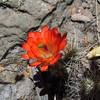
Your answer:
[71,13,91,22]
[82,2,89,8]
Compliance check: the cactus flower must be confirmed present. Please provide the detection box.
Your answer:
[22,25,67,71]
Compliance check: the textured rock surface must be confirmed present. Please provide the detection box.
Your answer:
[0,79,35,100]
[0,0,98,100]
[96,1,100,43]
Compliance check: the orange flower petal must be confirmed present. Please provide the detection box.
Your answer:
[41,25,49,40]
[27,50,35,58]
[41,25,52,45]
[51,33,61,53]
[41,65,48,72]
[21,54,29,60]
[59,33,67,50]
[28,32,35,38]
[22,42,30,51]
[51,27,59,34]
[50,54,61,65]
[31,45,43,58]
[41,25,49,34]
[31,61,42,67]
[28,32,42,46]
[27,37,39,48]
[28,31,40,38]
[27,38,42,58]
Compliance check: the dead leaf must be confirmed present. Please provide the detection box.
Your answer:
[87,46,100,59]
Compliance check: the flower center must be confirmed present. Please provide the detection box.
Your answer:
[38,43,48,51]
[38,43,53,58]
